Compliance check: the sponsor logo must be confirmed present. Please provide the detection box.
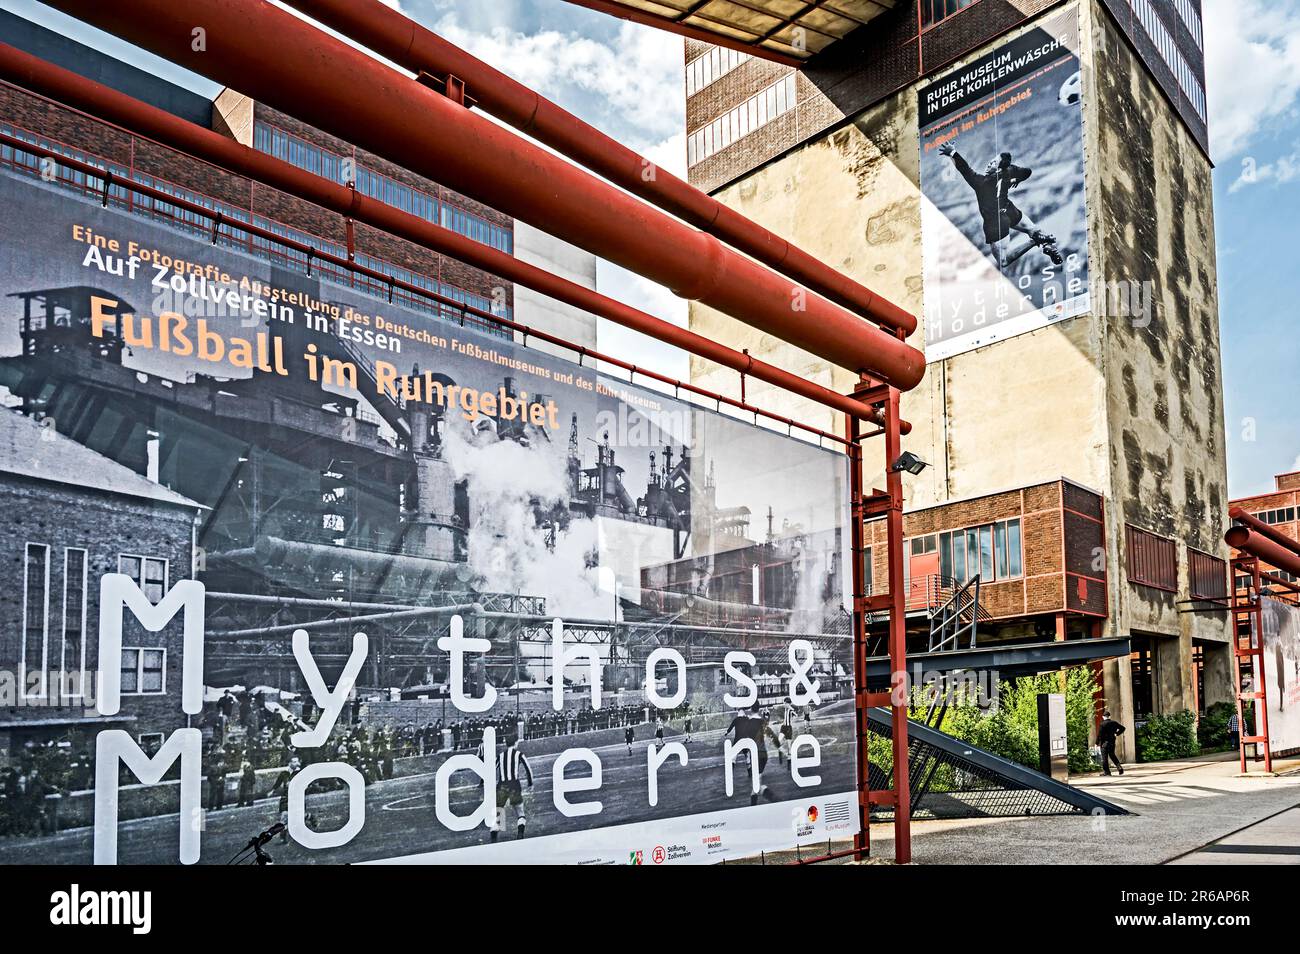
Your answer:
[49,884,152,935]
[806,805,819,824]
[652,845,666,864]
[629,850,643,865]
[702,834,724,855]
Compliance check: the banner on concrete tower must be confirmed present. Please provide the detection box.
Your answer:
[918,4,1091,360]
[1260,597,1300,754]
[0,163,857,865]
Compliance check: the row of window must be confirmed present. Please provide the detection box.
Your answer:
[685,46,750,97]
[906,518,1025,586]
[921,0,979,28]
[687,74,798,167]
[1238,570,1299,589]
[0,126,510,338]
[1252,507,1296,526]
[1128,0,1207,121]
[1173,0,1204,49]
[21,544,169,698]
[253,122,514,254]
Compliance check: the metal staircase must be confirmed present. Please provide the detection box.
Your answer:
[865,708,1130,820]
[927,575,989,653]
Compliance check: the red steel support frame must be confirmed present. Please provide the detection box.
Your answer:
[0,42,908,432]
[840,379,912,864]
[39,0,926,390]
[1225,515,1300,774]
[1228,554,1272,774]
[277,0,915,336]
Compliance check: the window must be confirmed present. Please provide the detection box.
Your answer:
[1254,507,1296,526]
[686,46,750,96]
[921,0,978,28]
[1126,0,1207,121]
[119,554,168,603]
[687,74,797,167]
[1188,547,1228,601]
[121,648,166,695]
[937,518,1021,585]
[1126,525,1177,592]
[910,535,937,556]
[253,121,513,253]
[23,543,49,697]
[62,548,87,692]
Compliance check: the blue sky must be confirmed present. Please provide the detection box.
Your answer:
[2,0,1296,497]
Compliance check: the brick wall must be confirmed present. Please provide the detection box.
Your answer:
[0,476,197,745]
[0,85,513,312]
[867,478,1107,621]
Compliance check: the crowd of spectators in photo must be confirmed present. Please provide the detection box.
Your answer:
[0,692,703,836]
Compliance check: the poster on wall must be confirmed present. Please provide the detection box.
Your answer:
[1260,598,1300,755]
[0,164,859,864]
[917,4,1091,361]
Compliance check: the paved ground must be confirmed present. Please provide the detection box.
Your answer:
[859,752,1300,865]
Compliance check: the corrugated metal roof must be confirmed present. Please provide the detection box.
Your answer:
[564,0,897,63]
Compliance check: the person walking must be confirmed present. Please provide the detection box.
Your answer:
[1097,710,1126,776]
[1227,710,1241,751]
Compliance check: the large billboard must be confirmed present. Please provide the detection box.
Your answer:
[1260,598,1300,755]
[918,5,1091,360]
[0,167,858,864]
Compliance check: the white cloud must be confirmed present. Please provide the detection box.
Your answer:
[1230,148,1300,192]
[430,16,684,151]
[1205,0,1300,163]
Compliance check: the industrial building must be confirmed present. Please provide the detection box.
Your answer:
[669,0,1232,756]
[1231,472,1300,588]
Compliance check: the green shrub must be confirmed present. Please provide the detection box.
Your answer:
[1197,701,1235,751]
[1136,709,1199,762]
[865,665,1102,782]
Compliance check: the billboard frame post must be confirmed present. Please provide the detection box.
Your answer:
[841,376,912,865]
[1230,554,1272,774]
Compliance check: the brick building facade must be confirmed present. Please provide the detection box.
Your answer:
[0,408,202,762]
[1230,472,1300,585]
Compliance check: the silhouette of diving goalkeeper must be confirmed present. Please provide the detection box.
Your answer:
[938,142,1064,268]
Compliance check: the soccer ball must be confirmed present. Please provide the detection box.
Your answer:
[1059,70,1082,106]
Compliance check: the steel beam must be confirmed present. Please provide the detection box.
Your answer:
[0,42,904,428]
[279,0,915,336]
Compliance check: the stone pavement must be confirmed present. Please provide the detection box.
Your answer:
[861,751,1300,864]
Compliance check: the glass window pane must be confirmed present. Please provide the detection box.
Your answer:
[952,533,966,584]
[965,528,979,580]
[980,525,994,581]
[939,532,951,579]
[995,522,1008,579]
[121,649,139,693]
[1007,519,1022,577]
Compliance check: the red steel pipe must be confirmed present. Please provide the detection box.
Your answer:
[37,0,925,390]
[1228,507,1300,559]
[279,0,916,337]
[1224,526,1300,579]
[0,41,908,431]
[0,129,859,443]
